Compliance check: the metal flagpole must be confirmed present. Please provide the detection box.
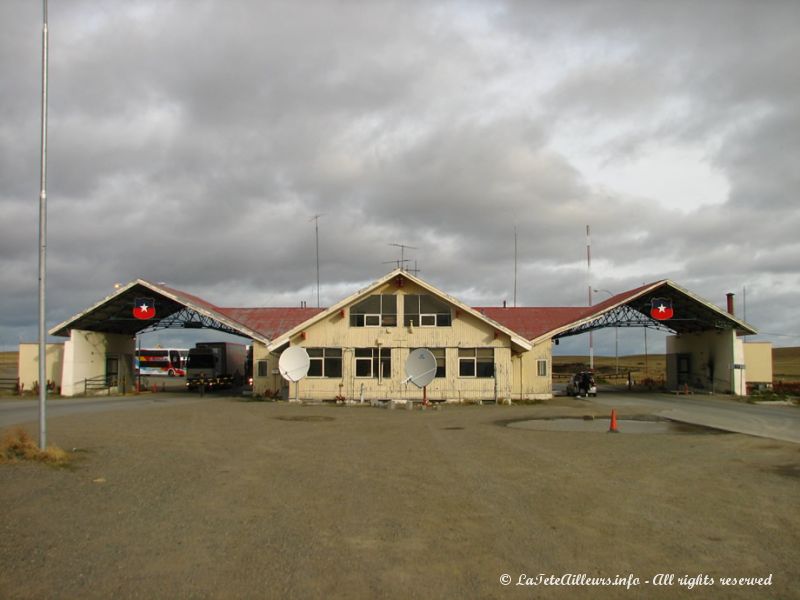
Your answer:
[38,0,49,448]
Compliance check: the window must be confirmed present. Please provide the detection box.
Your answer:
[458,348,494,378]
[411,348,446,378]
[307,348,343,378]
[350,295,397,327]
[256,360,269,377]
[355,347,391,378]
[404,294,452,327]
[537,359,548,377]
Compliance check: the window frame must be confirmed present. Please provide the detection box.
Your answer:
[350,295,397,328]
[537,358,548,377]
[256,359,269,377]
[354,347,391,379]
[458,348,495,378]
[307,348,343,378]
[404,294,452,328]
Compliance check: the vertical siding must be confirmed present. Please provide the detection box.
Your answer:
[252,281,554,402]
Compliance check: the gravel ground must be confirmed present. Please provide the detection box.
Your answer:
[1,396,798,599]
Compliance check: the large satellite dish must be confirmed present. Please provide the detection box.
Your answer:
[278,346,310,382]
[405,348,437,389]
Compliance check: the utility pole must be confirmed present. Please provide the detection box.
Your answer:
[38,0,49,448]
[586,225,593,371]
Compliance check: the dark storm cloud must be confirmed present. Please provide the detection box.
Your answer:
[1,0,798,349]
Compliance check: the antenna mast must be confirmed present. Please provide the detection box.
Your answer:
[513,227,518,307]
[388,243,418,272]
[310,214,323,307]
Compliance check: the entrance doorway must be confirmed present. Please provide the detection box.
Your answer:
[677,353,691,386]
[105,355,119,386]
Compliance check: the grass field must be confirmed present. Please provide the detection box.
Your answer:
[553,354,667,383]
[773,347,800,381]
[0,352,17,380]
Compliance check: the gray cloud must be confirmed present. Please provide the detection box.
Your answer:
[1,0,798,353]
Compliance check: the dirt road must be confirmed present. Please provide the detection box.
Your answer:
[1,397,797,599]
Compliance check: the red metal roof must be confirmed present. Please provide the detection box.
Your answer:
[217,307,325,339]
[477,281,666,341]
[58,276,748,343]
[476,307,588,341]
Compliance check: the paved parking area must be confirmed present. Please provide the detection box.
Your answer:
[1,397,798,599]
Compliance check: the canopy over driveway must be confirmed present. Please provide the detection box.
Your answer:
[48,280,322,396]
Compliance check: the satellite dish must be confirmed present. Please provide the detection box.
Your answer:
[405,348,437,388]
[278,346,310,382]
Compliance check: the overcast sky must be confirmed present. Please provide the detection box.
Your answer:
[2,0,798,354]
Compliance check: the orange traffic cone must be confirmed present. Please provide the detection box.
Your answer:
[608,409,620,433]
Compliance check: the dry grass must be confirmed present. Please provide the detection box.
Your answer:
[773,347,800,382]
[0,427,71,467]
[553,354,667,382]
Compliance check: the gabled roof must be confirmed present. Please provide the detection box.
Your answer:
[51,273,757,349]
[50,279,273,343]
[266,268,533,351]
[480,279,756,343]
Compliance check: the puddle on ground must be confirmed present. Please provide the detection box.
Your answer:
[506,417,723,434]
[274,415,335,422]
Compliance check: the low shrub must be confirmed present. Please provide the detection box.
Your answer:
[0,427,71,467]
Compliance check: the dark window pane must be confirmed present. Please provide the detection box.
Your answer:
[382,294,397,313]
[325,357,342,378]
[476,360,494,378]
[460,360,475,377]
[352,295,381,313]
[308,360,323,377]
[356,359,372,377]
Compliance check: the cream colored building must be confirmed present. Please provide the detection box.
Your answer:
[46,268,763,399]
[252,270,550,402]
[18,342,64,393]
[743,342,774,388]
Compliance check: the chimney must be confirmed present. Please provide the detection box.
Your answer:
[503,300,507,308]
[726,293,735,316]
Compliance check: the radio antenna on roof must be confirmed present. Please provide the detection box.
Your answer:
[388,243,418,272]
